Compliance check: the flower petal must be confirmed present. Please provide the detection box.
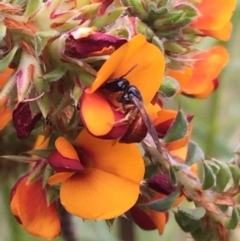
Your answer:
[181,46,228,96]
[75,129,144,183]
[55,137,79,160]
[48,150,84,172]
[86,34,165,103]
[202,22,233,41]
[85,35,146,94]
[80,91,115,136]
[148,209,167,234]
[192,0,236,31]
[0,108,12,130]
[11,176,60,240]
[130,205,157,230]
[48,172,75,185]
[60,168,141,219]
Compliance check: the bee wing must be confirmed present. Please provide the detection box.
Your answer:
[131,96,162,153]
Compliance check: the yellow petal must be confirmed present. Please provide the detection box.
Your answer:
[86,34,165,103]
[60,168,141,219]
[75,129,144,183]
[79,91,115,136]
[55,137,79,160]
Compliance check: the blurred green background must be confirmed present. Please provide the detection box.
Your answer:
[1,1,240,241]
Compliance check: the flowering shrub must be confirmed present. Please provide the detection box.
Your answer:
[0,0,238,241]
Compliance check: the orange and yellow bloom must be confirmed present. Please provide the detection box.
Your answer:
[48,129,144,219]
[167,46,229,98]
[191,0,236,41]
[10,175,61,240]
[80,34,165,138]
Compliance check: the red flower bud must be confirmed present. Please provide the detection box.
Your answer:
[147,174,176,195]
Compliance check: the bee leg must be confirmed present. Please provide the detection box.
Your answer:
[111,108,138,127]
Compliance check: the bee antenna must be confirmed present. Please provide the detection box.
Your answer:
[120,64,138,78]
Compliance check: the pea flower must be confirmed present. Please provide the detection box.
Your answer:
[47,129,144,219]
[167,46,229,98]
[80,34,165,138]
[10,175,61,240]
[191,0,236,41]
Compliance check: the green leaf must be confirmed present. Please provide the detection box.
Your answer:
[174,208,203,233]
[46,187,59,205]
[202,162,215,190]
[24,149,53,159]
[43,66,67,82]
[153,11,183,27]
[170,166,177,185]
[171,163,188,172]
[28,161,46,183]
[225,207,239,229]
[42,164,54,187]
[24,0,41,19]
[178,207,206,220]
[186,141,204,165]
[164,110,188,143]
[37,94,50,118]
[147,190,180,212]
[215,160,232,192]
[35,30,58,54]
[92,7,127,29]
[160,76,180,97]
[0,46,19,72]
[0,155,39,163]
[229,164,240,187]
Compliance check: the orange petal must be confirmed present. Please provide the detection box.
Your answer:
[85,36,138,93]
[0,108,12,130]
[146,103,162,122]
[192,0,236,31]
[55,137,79,160]
[167,67,193,89]
[11,176,60,239]
[202,22,232,41]
[75,129,144,183]
[148,209,167,234]
[0,68,14,86]
[86,34,165,103]
[60,168,141,219]
[34,135,49,150]
[48,172,75,185]
[170,145,188,161]
[80,91,115,136]
[181,46,228,96]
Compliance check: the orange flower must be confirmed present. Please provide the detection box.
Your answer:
[191,0,236,41]
[80,34,165,137]
[47,129,144,219]
[167,46,229,98]
[10,175,61,240]
[0,68,14,130]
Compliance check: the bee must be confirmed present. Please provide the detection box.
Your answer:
[103,69,162,152]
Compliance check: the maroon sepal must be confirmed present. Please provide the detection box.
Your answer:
[47,150,84,172]
[155,114,194,138]
[130,206,157,230]
[65,33,127,59]
[147,173,176,195]
[12,102,42,139]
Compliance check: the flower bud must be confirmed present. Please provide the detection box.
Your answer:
[147,173,176,195]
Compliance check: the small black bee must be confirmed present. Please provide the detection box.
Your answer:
[102,67,162,152]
